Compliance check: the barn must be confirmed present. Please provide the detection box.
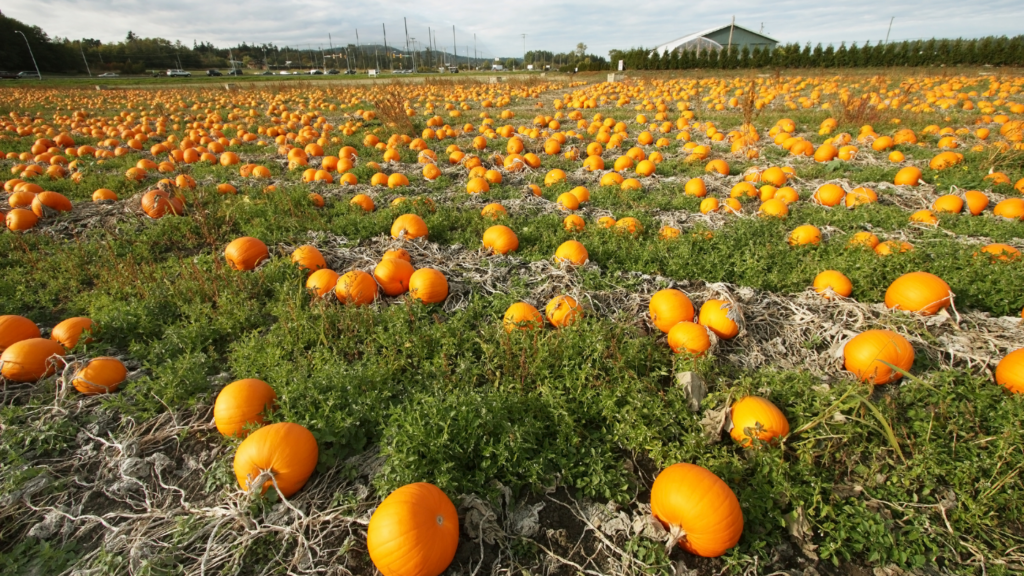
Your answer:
[652,24,778,55]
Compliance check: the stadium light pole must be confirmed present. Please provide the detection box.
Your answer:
[16,31,42,79]
[521,34,526,71]
[885,17,895,45]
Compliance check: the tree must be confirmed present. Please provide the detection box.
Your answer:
[575,43,587,57]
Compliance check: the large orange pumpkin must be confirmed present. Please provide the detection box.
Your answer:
[291,245,327,274]
[554,240,588,265]
[812,271,853,299]
[649,289,695,333]
[31,191,73,217]
[233,422,318,498]
[215,379,277,437]
[884,272,953,316]
[409,268,449,304]
[650,463,744,557]
[306,269,340,298]
[51,317,96,349]
[225,237,270,271]
[667,322,711,356]
[0,338,66,382]
[335,270,378,305]
[503,302,543,332]
[698,299,740,340]
[72,357,127,395]
[843,329,914,385]
[0,315,41,352]
[374,258,415,296]
[545,295,582,328]
[391,214,429,239]
[482,225,519,255]
[367,482,459,576]
[995,348,1024,394]
[730,396,790,446]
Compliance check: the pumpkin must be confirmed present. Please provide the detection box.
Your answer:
[698,299,740,340]
[141,189,184,219]
[351,194,375,212]
[598,216,617,228]
[884,272,953,316]
[788,225,821,246]
[503,302,544,332]
[615,217,642,235]
[993,198,1024,220]
[649,289,695,333]
[72,357,127,395]
[569,186,591,203]
[995,348,1024,394]
[384,249,412,262]
[481,203,507,219]
[335,270,379,305]
[51,317,97,349]
[563,214,585,232]
[684,178,707,196]
[554,240,588,265]
[545,295,582,328]
[233,422,318,498]
[812,184,845,207]
[730,396,790,446]
[483,225,519,255]
[306,269,340,298]
[557,192,580,211]
[667,322,711,356]
[0,338,66,382]
[848,232,880,249]
[409,268,449,304]
[875,240,913,256]
[910,209,939,226]
[650,463,743,557]
[979,244,1021,262]
[759,199,789,218]
[6,208,38,231]
[813,270,853,299]
[367,482,459,576]
[374,258,415,296]
[845,187,877,208]
[214,379,277,437]
[391,214,429,239]
[0,315,41,352]
[964,191,989,215]
[699,198,720,214]
[31,191,73,217]
[225,237,270,271]
[932,195,964,214]
[843,329,914,385]
[291,245,327,273]
[894,166,923,186]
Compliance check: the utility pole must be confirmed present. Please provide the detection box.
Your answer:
[328,33,335,68]
[320,46,327,73]
[355,29,361,69]
[383,23,389,70]
[410,37,417,72]
[885,17,895,44]
[374,45,380,70]
[229,48,235,72]
[474,34,477,68]
[452,25,457,69]
[522,34,526,71]
[727,15,735,55]
[80,44,92,77]
[404,17,410,71]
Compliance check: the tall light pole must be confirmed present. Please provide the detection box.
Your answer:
[521,33,527,72]
[16,31,41,79]
[884,17,895,45]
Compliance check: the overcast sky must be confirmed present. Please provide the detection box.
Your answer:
[8,0,1024,59]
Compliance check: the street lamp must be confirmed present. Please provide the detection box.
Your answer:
[15,30,42,80]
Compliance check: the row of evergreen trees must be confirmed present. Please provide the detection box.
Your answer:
[611,35,1024,71]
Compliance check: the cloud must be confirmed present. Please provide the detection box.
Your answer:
[7,0,1024,59]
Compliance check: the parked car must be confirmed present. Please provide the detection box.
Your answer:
[166,69,191,77]
[260,71,274,76]
[227,69,244,76]
[0,71,20,79]
[279,71,291,75]
[344,69,357,75]
[98,72,119,78]
[309,70,323,75]
[17,71,39,79]
[206,69,222,76]
[326,69,340,75]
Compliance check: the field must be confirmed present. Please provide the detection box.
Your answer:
[1,69,1024,576]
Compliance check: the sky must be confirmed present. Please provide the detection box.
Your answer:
[8,0,1024,59]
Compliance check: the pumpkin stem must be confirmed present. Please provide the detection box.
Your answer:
[664,523,687,555]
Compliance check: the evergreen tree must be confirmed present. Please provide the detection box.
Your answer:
[670,49,680,70]
[822,44,835,67]
[800,43,812,67]
[739,45,750,68]
[835,43,848,67]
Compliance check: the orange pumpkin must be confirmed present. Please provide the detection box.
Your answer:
[141,190,184,219]
[698,299,740,340]
[545,295,582,328]
[374,258,415,296]
[843,329,914,385]
[31,191,73,217]
[384,249,411,262]
[813,270,853,299]
[993,198,1024,220]
[483,225,519,255]
[0,338,66,382]
[995,348,1024,394]
[233,422,318,498]
[391,214,429,240]
[214,379,277,437]
[72,357,127,395]
[6,208,38,231]
[894,166,923,186]
[409,268,449,304]
[503,302,543,332]
[650,463,743,557]
[367,482,459,576]
[884,272,953,316]
[730,396,790,446]
[335,270,379,305]
[51,317,97,349]
[0,315,41,352]
[291,245,327,274]
[667,322,711,356]
[649,289,695,333]
[306,269,340,298]
[225,237,270,271]
[554,240,588,265]
[979,244,1021,262]
[812,184,845,207]
[964,191,989,215]
[788,225,821,247]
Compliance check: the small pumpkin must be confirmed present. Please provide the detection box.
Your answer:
[214,379,277,437]
[225,237,270,271]
[650,463,743,557]
[995,348,1024,394]
[306,269,340,298]
[391,214,429,240]
[649,289,695,334]
[409,268,449,304]
[233,422,318,498]
[51,317,97,349]
[483,225,519,255]
[730,396,790,446]
[698,299,740,340]
[545,295,582,328]
[72,357,127,395]
[367,482,459,576]
[667,322,711,356]
[812,270,853,299]
[374,258,415,296]
[554,240,588,265]
[788,224,821,246]
[383,248,412,262]
[0,315,41,352]
[503,302,544,332]
[884,272,953,316]
[0,338,66,382]
[979,243,1021,262]
[291,245,327,274]
[894,166,923,186]
[843,329,914,385]
[335,270,378,305]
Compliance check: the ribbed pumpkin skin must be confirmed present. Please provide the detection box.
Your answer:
[367,483,459,576]
[649,289,695,333]
[554,240,588,265]
[214,379,277,437]
[650,463,744,558]
[545,296,582,328]
[0,315,41,352]
[813,271,853,299]
[843,329,915,385]
[225,237,270,271]
[6,208,38,231]
[788,225,821,246]
[306,269,340,298]
[375,258,416,296]
[290,245,327,274]
[391,214,428,239]
[73,357,127,395]
[31,191,73,217]
[884,272,952,316]
[409,268,449,304]
[698,300,740,340]
[995,348,1024,394]
[1,338,66,382]
[482,225,519,255]
[503,303,543,332]
[233,422,318,498]
[730,396,790,446]
[667,322,711,356]
[51,317,96,349]
[335,270,378,305]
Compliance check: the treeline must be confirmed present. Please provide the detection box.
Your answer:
[611,35,1024,70]
[524,49,611,72]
